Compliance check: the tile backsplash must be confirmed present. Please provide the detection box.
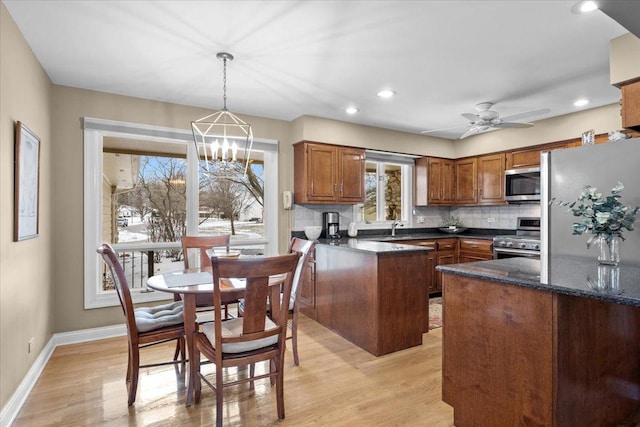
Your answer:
[293,203,540,232]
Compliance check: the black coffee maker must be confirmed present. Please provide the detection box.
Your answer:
[323,212,340,239]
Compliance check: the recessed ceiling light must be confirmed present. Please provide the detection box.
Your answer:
[579,1,598,13]
[346,106,359,115]
[574,98,589,107]
[377,90,396,99]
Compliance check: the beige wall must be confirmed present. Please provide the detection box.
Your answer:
[0,2,628,414]
[0,3,53,409]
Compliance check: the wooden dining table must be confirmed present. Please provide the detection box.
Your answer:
[146,266,284,407]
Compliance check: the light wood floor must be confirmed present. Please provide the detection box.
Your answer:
[13,315,454,426]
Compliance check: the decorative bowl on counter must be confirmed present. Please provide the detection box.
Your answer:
[438,226,468,234]
[304,226,322,240]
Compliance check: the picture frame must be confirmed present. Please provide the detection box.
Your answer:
[14,121,41,241]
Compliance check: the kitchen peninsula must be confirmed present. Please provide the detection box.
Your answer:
[438,257,640,426]
[304,239,431,356]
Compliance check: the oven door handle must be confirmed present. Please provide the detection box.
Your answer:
[493,247,540,258]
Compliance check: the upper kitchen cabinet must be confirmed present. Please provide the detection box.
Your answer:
[622,80,640,131]
[293,141,365,204]
[419,157,455,205]
[477,153,506,205]
[454,157,477,205]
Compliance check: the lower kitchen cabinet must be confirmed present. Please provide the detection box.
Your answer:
[458,238,493,263]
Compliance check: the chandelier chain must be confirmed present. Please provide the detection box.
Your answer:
[222,56,228,111]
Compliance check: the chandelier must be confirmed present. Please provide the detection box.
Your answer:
[191,52,253,177]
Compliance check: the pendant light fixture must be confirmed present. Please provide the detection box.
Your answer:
[191,52,253,177]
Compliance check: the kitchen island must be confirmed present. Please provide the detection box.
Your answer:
[309,239,431,356]
[438,257,640,426]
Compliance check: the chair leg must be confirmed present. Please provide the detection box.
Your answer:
[194,344,202,404]
[128,344,140,406]
[216,364,224,427]
[275,356,285,420]
[292,309,300,366]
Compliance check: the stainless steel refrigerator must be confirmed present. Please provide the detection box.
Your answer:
[541,138,640,281]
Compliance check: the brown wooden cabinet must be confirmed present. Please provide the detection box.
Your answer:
[622,80,640,131]
[477,153,506,205]
[505,146,544,169]
[454,157,478,205]
[458,238,493,263]
[426,157,455,205]
[293,141,365,204]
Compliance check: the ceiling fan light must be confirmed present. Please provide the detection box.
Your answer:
[574,98,589,107]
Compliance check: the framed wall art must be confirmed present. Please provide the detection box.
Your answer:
[14,121,41,241]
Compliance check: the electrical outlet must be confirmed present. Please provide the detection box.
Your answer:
[417,216,425,224]
[28,337,34,354]
[487,217,496,223]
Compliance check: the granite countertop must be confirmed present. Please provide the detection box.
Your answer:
[316,238,433,254]
[437,257,640,307]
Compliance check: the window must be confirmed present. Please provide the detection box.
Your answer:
[84,118,278,309]
[354,151,414,227]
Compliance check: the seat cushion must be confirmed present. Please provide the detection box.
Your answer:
[134,301,184,333]
[201,317,278,354]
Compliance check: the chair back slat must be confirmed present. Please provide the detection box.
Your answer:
[242,277,271,334]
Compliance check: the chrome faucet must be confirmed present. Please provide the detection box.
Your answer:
[391,220,403,237]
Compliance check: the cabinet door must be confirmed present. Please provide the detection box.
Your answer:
[427,158,444,203]
[478,153,506,205]
[338,147,365,203]
[304,143,338,202]
[505,147,542,169]
[428,158,455,205]
[622,80,640,130]
[454,158,478,204]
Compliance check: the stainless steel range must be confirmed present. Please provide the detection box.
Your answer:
[493,217,541,259]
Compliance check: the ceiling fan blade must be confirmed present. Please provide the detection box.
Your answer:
[499,108,550,123]
[461,113,478,121]
[421,125,467,134]
[494,122,534,129]
[459,128,481,139]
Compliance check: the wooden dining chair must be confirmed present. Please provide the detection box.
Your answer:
[193,252,300,427]
[97,244,187,406]
[181,235,233,319]
[238,237,316,365]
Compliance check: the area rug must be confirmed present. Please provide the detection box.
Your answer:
[429,297,443,330]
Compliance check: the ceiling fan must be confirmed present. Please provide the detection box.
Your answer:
[422,102,550,139]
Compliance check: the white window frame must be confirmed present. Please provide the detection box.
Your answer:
[83,117,278,309]
[353,151,415,230]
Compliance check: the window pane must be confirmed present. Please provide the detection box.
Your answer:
[384,163,402,221]
[199,158,266,255]
[103,141,188,291]
[364,161,378,222]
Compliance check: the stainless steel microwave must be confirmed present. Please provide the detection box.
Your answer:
[504,167,540,202]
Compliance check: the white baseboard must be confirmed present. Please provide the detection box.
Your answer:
[0,324,126,427]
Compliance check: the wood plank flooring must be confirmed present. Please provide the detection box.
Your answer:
[13,315,453,426]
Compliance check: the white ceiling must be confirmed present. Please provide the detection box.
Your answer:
[2,0,634,140]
